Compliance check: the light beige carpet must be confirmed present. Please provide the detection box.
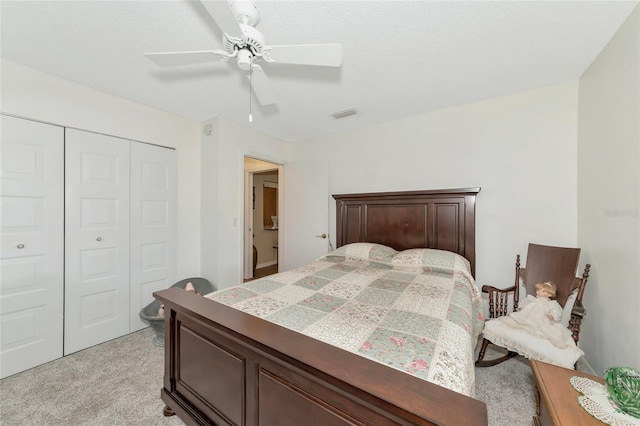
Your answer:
[0,328,182,426]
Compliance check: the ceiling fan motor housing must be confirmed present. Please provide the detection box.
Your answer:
[224,24,266,69]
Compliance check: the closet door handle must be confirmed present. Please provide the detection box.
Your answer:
[17,243,25,249]
[96,237,102,242]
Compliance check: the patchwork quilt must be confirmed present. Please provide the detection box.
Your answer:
[206,243,485,396]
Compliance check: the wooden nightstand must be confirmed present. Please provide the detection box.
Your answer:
[530,359,604,425]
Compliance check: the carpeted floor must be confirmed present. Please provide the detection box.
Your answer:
[0,328,182,426]
[0,328,539,425]
[474,350,537,425]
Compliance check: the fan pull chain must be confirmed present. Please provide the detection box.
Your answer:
[248,56,253,123]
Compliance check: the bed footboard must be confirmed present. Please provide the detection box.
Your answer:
[155,288,487,426]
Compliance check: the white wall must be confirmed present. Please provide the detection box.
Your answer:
[200,116,288,289]
[578,5,640,373]
[290,82,581,287]
[1,59,202,279]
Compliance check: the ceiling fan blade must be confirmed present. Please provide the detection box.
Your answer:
[200,0,244,40]
[248,65,276,105]
[145,50,227,67]
[266,43,342,67]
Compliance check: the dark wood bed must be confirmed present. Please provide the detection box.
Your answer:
[154,187,485,425]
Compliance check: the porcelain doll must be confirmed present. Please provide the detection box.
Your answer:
[500,281,576,349]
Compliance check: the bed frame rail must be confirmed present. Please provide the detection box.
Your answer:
[156,288,487,426]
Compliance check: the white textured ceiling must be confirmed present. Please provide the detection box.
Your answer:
[1,1,638,142]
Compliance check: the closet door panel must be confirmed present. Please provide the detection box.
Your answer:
[130,143,176,331]
[0,115,64,378]
[64,129,130,355]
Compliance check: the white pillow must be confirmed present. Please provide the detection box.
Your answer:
[560,289,578,328]
[328,243,397,264]
[391,248,472,276]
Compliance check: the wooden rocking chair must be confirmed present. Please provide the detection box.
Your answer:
[475,243,591,368]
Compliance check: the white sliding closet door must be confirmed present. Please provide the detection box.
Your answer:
[130,143,176,331]
[0,115,64,378]
[64,129,130,355]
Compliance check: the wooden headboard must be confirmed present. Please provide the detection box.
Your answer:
[333,188,480,277]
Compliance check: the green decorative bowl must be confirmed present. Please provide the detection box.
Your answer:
[604,366,640,419]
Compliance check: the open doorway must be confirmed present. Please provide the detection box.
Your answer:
[244,157,281,281]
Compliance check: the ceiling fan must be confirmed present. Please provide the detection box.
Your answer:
[145,0,342,106]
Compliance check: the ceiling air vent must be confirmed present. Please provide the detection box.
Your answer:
[330,107,357,119]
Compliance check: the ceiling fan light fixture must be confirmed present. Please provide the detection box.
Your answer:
[237,48,253,71]
[330,107,358,119]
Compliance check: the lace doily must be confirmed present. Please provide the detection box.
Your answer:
[570,376,640,426]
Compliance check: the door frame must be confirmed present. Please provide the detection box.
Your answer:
[243,157,282,280]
